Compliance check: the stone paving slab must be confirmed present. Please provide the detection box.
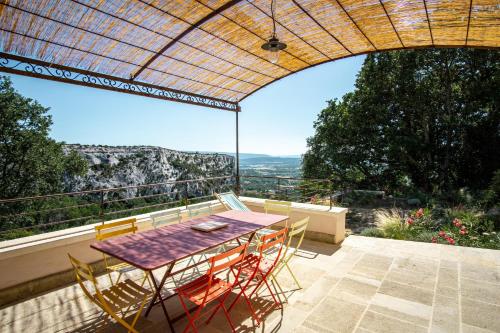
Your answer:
[1,235,499,333]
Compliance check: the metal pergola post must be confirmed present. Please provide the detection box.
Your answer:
[235,107,240,195]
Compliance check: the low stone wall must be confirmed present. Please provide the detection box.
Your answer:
[0,199,347,307]
[241,197,347,244]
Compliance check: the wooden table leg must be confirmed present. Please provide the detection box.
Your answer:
[145,263,175,332]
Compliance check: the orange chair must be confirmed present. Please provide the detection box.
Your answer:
[175,243,248,333]
[228,228,288,325]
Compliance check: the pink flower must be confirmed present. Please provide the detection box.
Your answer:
[447,237,455,245]
[406,217,414,225]
[459,230,466,235]
[438,231,446,237]
[431,237,437,243]
[415,208,424,218]
[453,218,462,227]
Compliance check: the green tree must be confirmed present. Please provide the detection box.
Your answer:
[0,76,87,199]
[303,49,499,196]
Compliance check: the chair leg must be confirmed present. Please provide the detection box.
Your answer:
[178,294,201,333]
[104,306,140,333]
[115,272,123,284]
[263,278,281,307]
[285,262,302,289]
[127,296,149,333]
[220,302,237,332]
[270,273,288,302]
[227,278,261,324]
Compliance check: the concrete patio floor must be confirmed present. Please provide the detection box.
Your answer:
[1,235,499,333]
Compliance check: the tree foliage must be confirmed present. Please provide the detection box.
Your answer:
[303,49,500,196]
[0,76,87,199]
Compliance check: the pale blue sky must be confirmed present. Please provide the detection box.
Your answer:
[6,55,364,156]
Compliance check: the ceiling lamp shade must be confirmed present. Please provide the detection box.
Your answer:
[261,0,287,64]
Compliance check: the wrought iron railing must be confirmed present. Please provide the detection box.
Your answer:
[0,175,333,240]
[239,175,334,206]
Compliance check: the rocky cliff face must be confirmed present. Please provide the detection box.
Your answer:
[63,144,234,197]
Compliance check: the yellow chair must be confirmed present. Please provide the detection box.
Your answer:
[150,208,181,228]
[68,254,151,333]
[256,200,292,239]
[264,200,292,222]
[272,217,310,289]
[95,218,149,286]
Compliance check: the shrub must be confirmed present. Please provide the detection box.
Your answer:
[408,231,436,243]
[360,228,386,238]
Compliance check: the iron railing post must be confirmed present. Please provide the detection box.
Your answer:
[235,108,240,195]
[329,180,334,209]
[99,190,104,221]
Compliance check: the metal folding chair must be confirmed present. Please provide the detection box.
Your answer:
[187,202,213,218]
[150,208,181,228]
[266,217,310,300]
[264,200,291,225]
[175,243,249,333]
[68,254,151,333]
[215,190,251,211]
[228,228,288,325]
[254,199,291,241]
[95,218,150,287]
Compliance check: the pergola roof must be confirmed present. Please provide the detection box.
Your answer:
[0,0,499,111]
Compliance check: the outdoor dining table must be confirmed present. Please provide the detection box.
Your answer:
[90,210,289,332]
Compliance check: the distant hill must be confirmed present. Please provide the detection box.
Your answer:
[203,152,302,160]
[63,144,234,196]
[240,156,301,166]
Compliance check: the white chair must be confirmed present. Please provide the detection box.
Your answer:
[187,202,213,218]
[150,208,181,228]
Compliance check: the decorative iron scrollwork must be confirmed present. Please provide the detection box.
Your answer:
[0,53,240,112]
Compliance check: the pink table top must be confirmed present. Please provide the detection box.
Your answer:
[90,210,288,271]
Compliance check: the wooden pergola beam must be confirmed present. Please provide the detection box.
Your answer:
[378,0,405,47]
[291,0,353,54]
[334,0,378,51]
[465,0,474,45]
[132,0,245,80]
[422,0,435,46]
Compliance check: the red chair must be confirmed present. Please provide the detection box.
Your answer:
[175,242,248,333]
[227,228,288,325]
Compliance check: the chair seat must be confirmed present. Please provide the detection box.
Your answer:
[238,254,274,278]
[256,228,276,236]
[176,275,232,305]
[95,279,151,312]
[107,261,137,274]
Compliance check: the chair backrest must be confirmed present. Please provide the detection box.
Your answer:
[209,242,248,276]
[95,218,137,241]
[68,253,99,304]
[283,217,309,260]
[215,191,251,212]
[188,202,213,218]
[264,200,292,217]
[150,208,181,228]
[256,227,288,274]
[199,243,248,306]
[68,254,125,317]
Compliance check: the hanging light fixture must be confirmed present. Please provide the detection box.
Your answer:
[261,0,286,64]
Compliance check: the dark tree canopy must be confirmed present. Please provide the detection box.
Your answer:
[0,76,87,199]
[303,48,500,196]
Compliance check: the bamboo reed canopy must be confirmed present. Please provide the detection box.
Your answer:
[0,0,499,111]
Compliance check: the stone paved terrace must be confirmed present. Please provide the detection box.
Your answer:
[1,235,499,333]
